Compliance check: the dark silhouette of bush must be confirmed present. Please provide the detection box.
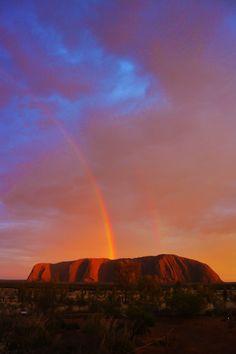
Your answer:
[55,316,135,354]
[34,284,58,313]
[4,316,50,353]
[102,298,122,317]
[166,289,206,316]
[106,320,134,354]
[126,303,156,336]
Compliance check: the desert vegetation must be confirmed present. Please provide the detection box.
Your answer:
[0,281,236,353]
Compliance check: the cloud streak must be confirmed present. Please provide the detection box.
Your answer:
[1,0,236,280]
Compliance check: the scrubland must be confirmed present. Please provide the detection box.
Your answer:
[0,281,235,353]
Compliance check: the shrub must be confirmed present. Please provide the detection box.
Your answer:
[53,316,135,354]
[126,303,156,336]
[78,316,105,353]
[166,290,206,316]
[5,316,50,353]
[102,298,122,318]
[107,321,134,354]
[34,285,58,313]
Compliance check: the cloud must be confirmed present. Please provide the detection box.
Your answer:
[0,0,236,279]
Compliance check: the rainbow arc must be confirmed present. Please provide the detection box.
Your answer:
[55,120,115,259]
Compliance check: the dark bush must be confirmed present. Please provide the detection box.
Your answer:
[102,298,122,317]
[5,316,50,353]
[126,303,156,336]
[166,290,206,316]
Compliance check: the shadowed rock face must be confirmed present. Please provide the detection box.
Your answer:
[27,254,222,284]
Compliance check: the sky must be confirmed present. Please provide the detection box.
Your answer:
[0,0,236,280]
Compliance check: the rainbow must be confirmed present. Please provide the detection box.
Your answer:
[147,201,160,246]
[54,120,115,259]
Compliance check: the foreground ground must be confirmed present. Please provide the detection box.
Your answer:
[139,316,236,354]
[0,281,235,353]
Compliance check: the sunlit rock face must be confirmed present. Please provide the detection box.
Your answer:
[27,254,222,284]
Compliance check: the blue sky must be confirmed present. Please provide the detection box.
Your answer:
[0,0,236,279]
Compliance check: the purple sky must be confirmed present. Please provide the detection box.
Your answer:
[0,0,236,280]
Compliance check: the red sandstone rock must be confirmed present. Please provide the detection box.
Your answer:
[27,254,222,284]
